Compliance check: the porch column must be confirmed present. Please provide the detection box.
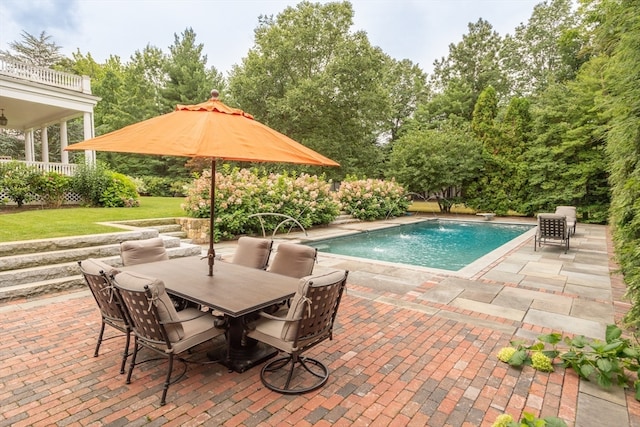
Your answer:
[83,111,96,164]
[25,129,34,161]
[41,126,49,163]
[60,121,69,163]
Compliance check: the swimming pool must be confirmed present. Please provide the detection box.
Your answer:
[307,220,534,272]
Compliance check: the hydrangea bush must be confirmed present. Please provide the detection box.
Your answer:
[335,177,409,220]
[182,167,340,241]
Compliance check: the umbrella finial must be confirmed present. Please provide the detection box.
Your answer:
[210,89,219,100]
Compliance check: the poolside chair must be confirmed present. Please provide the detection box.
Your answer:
[246,270,348,394]
[112,271,225,406]
[120,237,169,266]
[231,236,273,270]
[78,258,131,374]
[555,206,577,236]
[534,213,570,253]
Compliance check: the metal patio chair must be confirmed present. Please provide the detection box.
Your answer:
[534,213,570,253]
[120,237,169,266]
[247,270,348,394]
[268,243,318,279]
[231,236,273,270]
[78,258,130,374]
[112,271,225,406]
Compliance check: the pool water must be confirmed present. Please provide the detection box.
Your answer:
[307,220,534,271]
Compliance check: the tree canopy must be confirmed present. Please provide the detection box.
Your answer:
[3,0,640,324]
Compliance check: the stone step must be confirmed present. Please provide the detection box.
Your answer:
[0,220,205,301]
[162,231,189,239]
[0,229,161,257]
[0,275,86,302]
[0,235,185,272]
[103,217,182,229]
[150,224,184,233]
[0,244,203,288]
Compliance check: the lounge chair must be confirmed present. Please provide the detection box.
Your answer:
[555,206,577,235]
[534,213,570,253]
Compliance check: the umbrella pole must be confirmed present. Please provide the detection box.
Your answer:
[208,159,216,276]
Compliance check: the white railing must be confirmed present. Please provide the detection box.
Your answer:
[0,159,77,176]
[0,56,89,93]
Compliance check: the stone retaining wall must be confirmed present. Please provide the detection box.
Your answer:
[176,218,210,244]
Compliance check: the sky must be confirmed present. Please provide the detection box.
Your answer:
[0,0,541,75]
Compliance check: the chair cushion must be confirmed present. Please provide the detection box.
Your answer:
[114,271,184,341]
[231,237,272,269]
[120,238,169,266]
[170,308,223,354]
[281,270,346,341]
[80,258,120,277]
[268,243,317,278]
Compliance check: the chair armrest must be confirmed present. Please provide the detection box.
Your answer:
[257,311,302,322]
[161,310,208,325]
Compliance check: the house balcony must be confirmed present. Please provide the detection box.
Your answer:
[0,55,100,167]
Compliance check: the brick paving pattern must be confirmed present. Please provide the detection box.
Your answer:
[0,288,578,426]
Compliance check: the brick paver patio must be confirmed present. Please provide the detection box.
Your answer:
[1,217,639,426]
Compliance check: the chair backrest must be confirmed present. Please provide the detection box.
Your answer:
[112,271,184,346]
[268,243,318,278]
[120,237,169,266]
[282,270,348,346]
[78,258,125,323]
[231,236,273,269]
[537,214,568,238]
[555,206,576,220]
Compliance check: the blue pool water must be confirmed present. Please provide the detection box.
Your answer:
[307,220,533,271]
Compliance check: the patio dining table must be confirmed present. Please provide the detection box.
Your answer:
[120,255,299,372]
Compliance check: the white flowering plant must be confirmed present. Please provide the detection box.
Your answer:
[335,177,409,221]
[182,167,339,241]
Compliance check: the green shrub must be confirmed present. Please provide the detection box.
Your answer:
[0,161,40,207]
[70,162,111,206]
[100,171,139,207]
[336,177,409,221]
[71,162,139,207]
[32,171,71,208]
[139,176,189,197]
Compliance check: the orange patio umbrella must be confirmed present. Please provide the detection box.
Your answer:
[66,90,339,275]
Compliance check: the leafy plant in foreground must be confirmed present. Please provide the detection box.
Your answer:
[497,324,640,400]
[492,412,567,427]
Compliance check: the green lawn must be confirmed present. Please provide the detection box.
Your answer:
[0,197,185,242]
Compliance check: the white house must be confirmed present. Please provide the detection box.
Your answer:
[0,55,100,175]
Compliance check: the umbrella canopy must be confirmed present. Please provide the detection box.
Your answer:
[66,91,339,275]
[66,94,338,166]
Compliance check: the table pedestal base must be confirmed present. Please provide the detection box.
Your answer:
[209,342,278,373]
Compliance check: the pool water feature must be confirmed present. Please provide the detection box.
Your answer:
[307,220,534,272]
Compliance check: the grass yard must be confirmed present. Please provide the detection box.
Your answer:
[0,197,185,242]
[407,201,475,214]
[0,198,483,243]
